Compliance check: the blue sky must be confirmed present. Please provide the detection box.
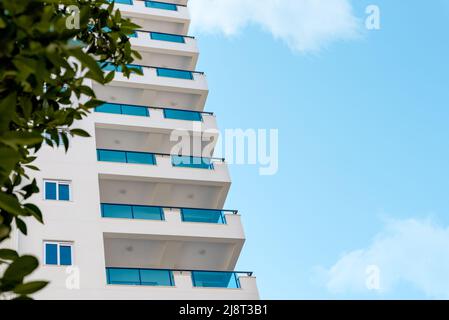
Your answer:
[192,0,449,299]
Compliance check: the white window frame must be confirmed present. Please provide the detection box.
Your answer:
[43,179,72,201]
[43,241,74,266]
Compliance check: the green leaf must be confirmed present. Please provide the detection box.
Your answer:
[0,225,11,240]
[70,128,90,137]
[69,48,104,84]
[0,93,16,132]
[0,131,43,149]
[104,70,115,83]
[3,255,39,283]
[15,217,27,235]
[0,147,22,178]
[0,249,19,261]
[13,281,48,295]
[0,192,23,216]
[24,203,44,224]
[60,132,69,152]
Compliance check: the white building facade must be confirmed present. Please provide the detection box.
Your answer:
[5,0,259,300]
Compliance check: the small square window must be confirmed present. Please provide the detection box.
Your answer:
[44,242,73,266]
[44,180,71,201]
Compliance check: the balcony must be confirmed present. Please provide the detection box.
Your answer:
[101,204,233,225]
[93,104,219,156]
[114,0,190,35]
[93,64,208,111]
[103,268,259,299]
[100,204,245,269]
[97,149,218,170]
[96,146,230,208]
[107,268,249,289]
[130,30,198,70]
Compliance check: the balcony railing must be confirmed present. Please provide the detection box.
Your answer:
[95,102,209,121]
[171,155,214,170]
[95,103,150,117]
[191,271,242,289]
[101,203,235,224]
[99,62,204,80]
[106,267,253,288]
[146,31,189,43]
[97,149,156,165]
[101,203,165,220]
[106,268,175,286]
[97,149,223,170]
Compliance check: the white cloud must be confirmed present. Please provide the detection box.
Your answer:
[316,218,449,299]
[189,0,360,53]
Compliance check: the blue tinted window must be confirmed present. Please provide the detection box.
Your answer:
[128,31,138,38]
[150,32,185,43]
[59,245,72,265]
[97,150,127,163]
[45,182,57,200]
[133,206,164,220]
[164,109,202,121]
[45,243,58,265]
[121,105,149,116]
[181,209,226,224]
[191,271,240,289]
[126,152,156,165]
[172,156,214,170]
[107,268,140,285]
[156,68,193,80]
[95,103,122,114]
[58,184,70,201]
[145,1,177,11]
[102,204,133,219]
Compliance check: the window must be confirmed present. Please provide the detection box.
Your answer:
[44,242,73,266]
[44,180,71,201]
[150,32,185,43]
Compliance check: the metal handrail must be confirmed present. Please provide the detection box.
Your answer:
[101,202,238,214]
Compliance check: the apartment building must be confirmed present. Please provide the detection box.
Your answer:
[6,0,259,299]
